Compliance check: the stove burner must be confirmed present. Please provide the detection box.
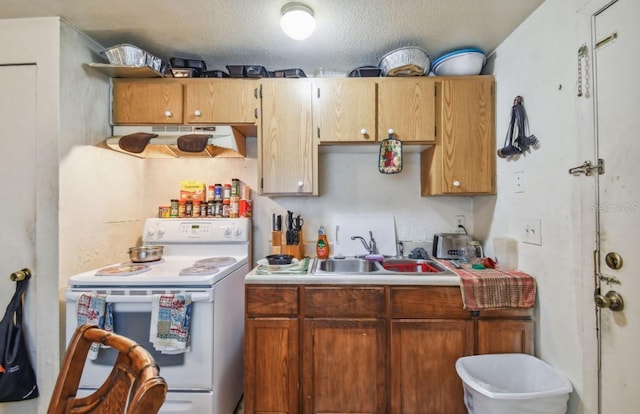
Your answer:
[193,257,237,268]
[95,264,152,276]
[179,265,220,276]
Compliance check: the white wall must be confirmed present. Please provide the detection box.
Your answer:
[143,143,475,265]
[480,0,595,412]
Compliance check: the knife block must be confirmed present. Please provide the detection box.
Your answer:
[278,231,304,259]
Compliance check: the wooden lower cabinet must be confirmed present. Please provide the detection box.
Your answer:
[244,318,299,414]
[244,285,534,414]
[390,320,474,414]
[477,319,534,354]
[303,319,386,414]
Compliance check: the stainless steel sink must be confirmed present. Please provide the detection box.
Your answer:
[312,257,454,276]
[316,258,378,273]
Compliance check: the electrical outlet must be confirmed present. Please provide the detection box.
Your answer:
[454,215,466,232]
[523,218,542,245]
[515,170,525,193]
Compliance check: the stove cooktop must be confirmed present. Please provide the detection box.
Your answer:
[68,255,248,287]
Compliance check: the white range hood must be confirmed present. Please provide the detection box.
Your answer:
[106,125,247,158]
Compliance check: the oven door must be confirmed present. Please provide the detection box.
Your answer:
[65,289,215,390]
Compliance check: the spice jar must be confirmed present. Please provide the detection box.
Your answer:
[170,199,179,217]
[193,199,201,217]
[231,178,240,197]
[222,199,230,218]
[178,199,187,218]
[229,196,239,218]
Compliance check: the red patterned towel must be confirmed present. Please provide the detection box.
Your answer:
[441,261,537,310]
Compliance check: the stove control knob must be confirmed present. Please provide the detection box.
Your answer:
[157,227,166,237]
[224,226,232,237]
[146,227,157,239]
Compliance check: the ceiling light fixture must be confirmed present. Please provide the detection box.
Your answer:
[280,2,316,40]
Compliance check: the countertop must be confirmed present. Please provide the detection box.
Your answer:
[244,257,461,286]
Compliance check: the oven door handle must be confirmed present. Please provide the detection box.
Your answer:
[65,291,213,303]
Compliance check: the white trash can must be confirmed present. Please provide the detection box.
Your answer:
[455,353,572,414]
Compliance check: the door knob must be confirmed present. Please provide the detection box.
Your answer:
[595,290,624,312]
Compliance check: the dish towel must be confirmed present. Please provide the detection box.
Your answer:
[441,261,537,310]
[150,294,192,354]
[76,293,114,360]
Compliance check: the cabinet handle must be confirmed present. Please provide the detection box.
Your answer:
[164,110,173,118]
[194,110,202,117]
[453,180,461,187]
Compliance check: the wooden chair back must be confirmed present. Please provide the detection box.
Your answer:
[48,324,167,414]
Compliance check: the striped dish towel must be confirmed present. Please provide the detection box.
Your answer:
[441,261,537,310]
[76,293,114,359]
[150,294,192,354]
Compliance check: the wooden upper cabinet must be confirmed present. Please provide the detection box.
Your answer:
[112,80,184,124]
[312,78,377,143]
[112,78,258,125]
[421,76,496,195]
[260,79,316,195]
[378,77,436,143]
[183,79,257,124]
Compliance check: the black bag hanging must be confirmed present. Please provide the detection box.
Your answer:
[0,270,39,402]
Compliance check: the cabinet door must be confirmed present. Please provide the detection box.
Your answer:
[260,79,316,195]
[112,80,183,124]
[390,319,474,414]
[313,78,377,143]
[302,319,386,414]
[184,79,257,124]
[477,319,533,354]
[421,76,495,195]
[244,318,299,414]
[378,77,436,142]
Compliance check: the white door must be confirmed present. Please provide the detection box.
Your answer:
[0,65,38,413]
[592,1,640,412]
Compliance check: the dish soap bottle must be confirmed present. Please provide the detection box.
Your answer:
[316,226,330,259]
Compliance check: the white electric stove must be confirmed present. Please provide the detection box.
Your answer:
[65,218,251,414]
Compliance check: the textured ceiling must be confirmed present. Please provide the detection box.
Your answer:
[0,0,544,75]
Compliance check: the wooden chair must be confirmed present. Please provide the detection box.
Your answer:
[48,324,167,414]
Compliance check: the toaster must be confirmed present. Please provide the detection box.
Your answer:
[432,233,472,259]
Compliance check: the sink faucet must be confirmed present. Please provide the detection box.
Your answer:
[351,231,378,255]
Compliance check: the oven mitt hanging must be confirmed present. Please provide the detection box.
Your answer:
[379,129,403,174]
[497,96,540,159]
[0,274,39,402]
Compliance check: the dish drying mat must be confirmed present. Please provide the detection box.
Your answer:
[256,258,310,275]
[440,261,536,310]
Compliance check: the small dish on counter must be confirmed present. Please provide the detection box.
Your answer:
[265,254,294,265]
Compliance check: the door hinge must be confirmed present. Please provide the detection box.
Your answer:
[317,127,320,139]
[568,159,604,176]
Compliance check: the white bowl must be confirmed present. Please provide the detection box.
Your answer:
[432,50,486,76]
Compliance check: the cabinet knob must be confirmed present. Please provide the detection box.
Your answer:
[388,128,394,135]
[194,110,202,117]
[453,180,461,187]
[297,181,304,188]
[360,128,368,135]
[164,110,173,118]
